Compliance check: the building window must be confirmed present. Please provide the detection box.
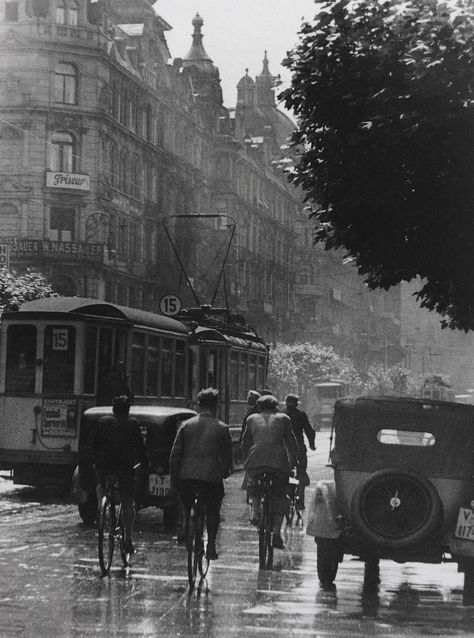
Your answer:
[56,0,66,23]
[56,0,78,25]
[51,131,75,172]
[69,0,78,25]
[54,63,77,105]
[0,203,20,236]
[50,207,75,241]
[5,1,19,21]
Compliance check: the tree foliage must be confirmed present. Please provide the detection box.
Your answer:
[359,364,423,396]
[282,0,474,330]
[0,268,56,317]
[267,342,359,401]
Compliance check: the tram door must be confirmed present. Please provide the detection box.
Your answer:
[199,347,228,421]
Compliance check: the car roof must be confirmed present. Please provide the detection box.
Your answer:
[83,405,197,419]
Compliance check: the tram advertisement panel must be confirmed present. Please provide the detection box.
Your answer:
[41,398,78,437]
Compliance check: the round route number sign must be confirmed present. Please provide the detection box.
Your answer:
[159,294,182,316]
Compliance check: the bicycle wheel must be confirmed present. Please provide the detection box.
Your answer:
[196,509,209,579]
[258,495,273,570]
[118,507,130,569]
[187,507,199,592]
[98,497,116,575]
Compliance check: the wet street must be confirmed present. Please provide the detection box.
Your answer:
[0,432,473,637]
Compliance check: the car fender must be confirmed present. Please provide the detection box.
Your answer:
[306,479,341,539]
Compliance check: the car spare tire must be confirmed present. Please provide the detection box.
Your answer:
[351,468,442,550]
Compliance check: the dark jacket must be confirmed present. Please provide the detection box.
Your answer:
[169,413,233,489]
[284,406,315,449]
[92,414,148,473]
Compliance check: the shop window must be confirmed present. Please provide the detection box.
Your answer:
[51,131,75,172]
[5,1,19,21]
[54,63,77,105]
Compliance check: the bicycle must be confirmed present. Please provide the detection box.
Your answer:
[257,472,275,570]
[286,472,303,527]
[186,488,210,592]
[97,474,131,576]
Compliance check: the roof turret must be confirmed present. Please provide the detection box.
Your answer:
[182,13,217,76]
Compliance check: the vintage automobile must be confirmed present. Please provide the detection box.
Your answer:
[307,395,474,603]
[71,405,197,526]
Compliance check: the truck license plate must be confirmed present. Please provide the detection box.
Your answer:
[148,473,170,497]
[455,507,474,541]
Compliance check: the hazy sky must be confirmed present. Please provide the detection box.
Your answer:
[155,0,318,110]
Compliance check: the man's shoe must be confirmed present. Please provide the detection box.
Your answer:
[123,540,135,555]
[206,544,219,560]
[272,533,285,550]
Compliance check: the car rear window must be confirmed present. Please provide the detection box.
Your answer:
[377,429,435,447]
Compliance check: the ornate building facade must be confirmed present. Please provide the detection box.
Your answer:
[0,0,401,360]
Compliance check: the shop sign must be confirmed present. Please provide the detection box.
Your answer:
[46,171,90,191]
[10,239,103,261]
[41,398,77,437]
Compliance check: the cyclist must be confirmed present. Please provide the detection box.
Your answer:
[91,395,148,555]
[241,394,298,549]
[169,387,233,561]
[284,394,316,509]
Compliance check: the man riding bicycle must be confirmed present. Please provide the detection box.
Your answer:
[91,395,148,555]
[169,387,233,560]
[241,394,298,550]
[284,394,315,509]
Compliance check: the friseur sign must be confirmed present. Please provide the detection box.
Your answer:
[46,171,90,191]
[7,239,103,261]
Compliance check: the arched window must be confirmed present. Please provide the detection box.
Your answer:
[69,0,78,26]
[54,62,77,104]
[51,131,75,172]
[56,0,66,24]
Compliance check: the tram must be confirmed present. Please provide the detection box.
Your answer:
[0,297,268,486]
[421,375,455,402]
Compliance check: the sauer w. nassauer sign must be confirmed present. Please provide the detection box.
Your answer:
[10,239,103,261]
[46,171,90,191]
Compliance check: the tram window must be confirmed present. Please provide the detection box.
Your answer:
[249,355,257,392]
[132,332,145,396]
[257,357,265,391]
[43,325,76,393]
[146,335,160,396]
[207,351,217,388]
[239,353,247,399]
[97,328,113,381]
[83,327,97,394]
[161,338,173,397]
[175,340,185,397]
[230,353,239,400]
[6,325,37,392]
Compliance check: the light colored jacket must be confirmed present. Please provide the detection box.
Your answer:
[241,410,298,476]
[169,413,233,488]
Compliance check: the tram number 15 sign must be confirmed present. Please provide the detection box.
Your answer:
[159,294,182,316]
